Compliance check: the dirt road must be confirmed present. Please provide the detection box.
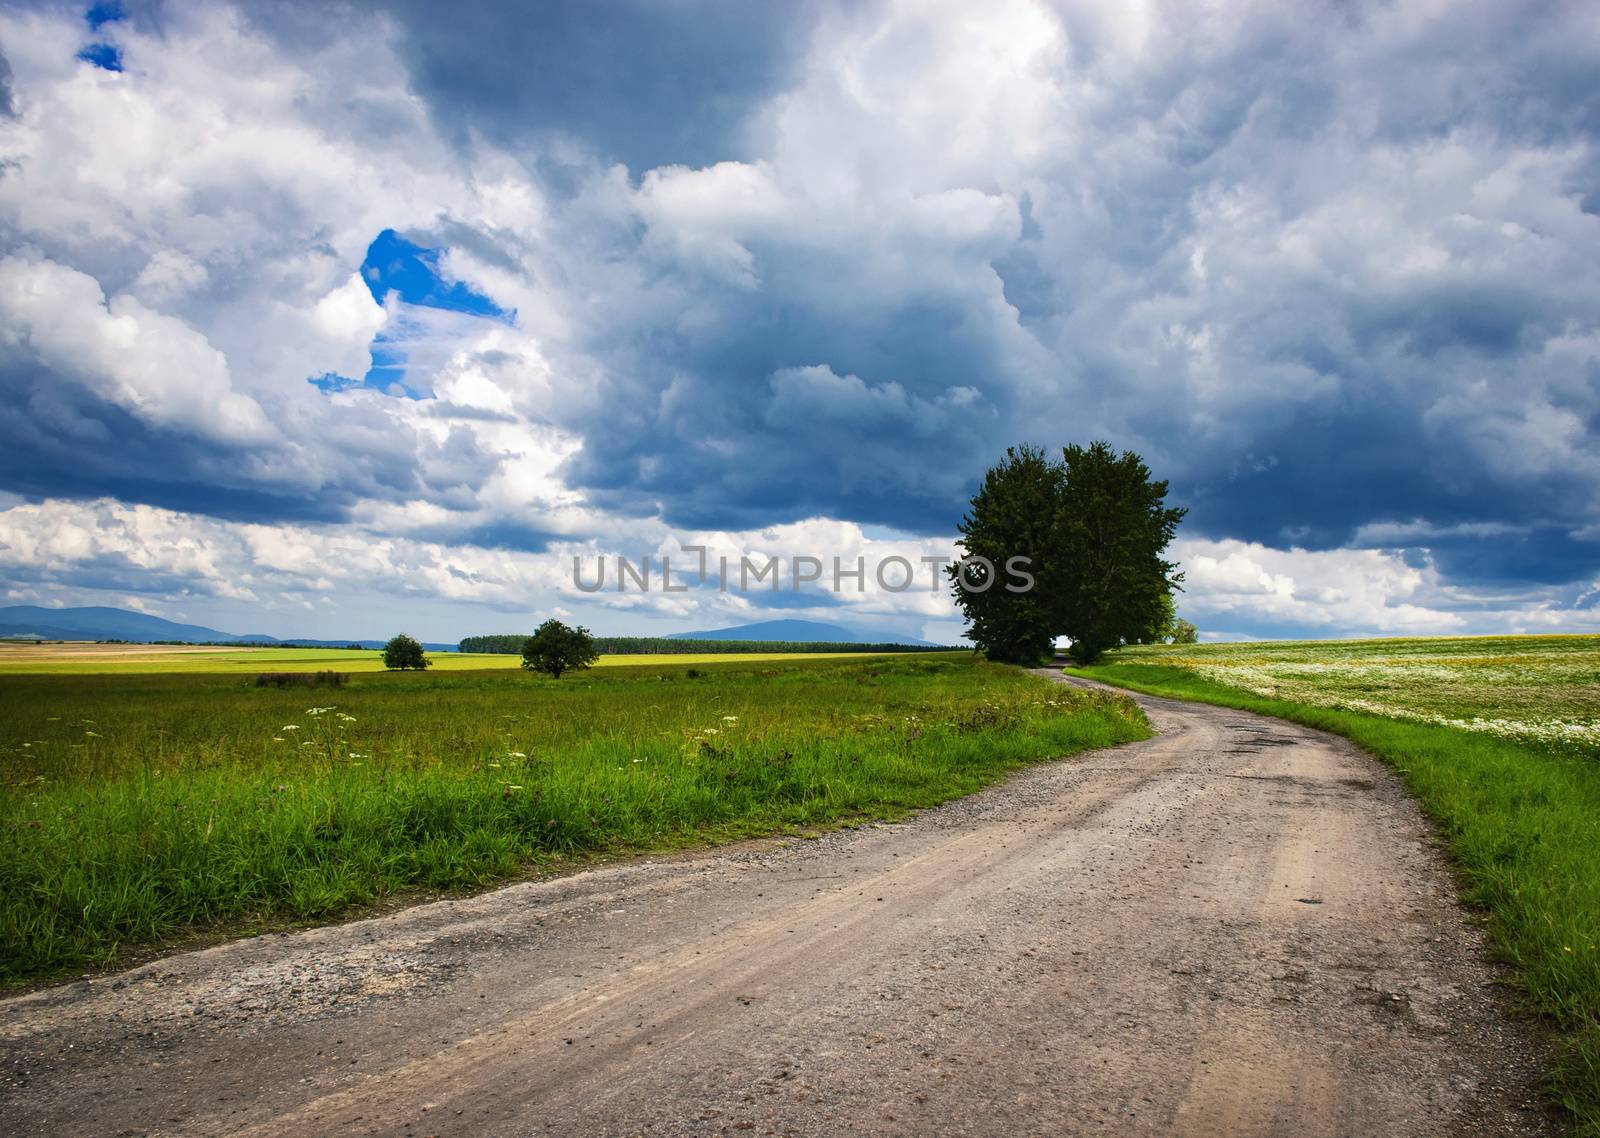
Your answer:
[1,674,1557,1136]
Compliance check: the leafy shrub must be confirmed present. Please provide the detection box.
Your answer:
[383,634,430,671]
[521,620,600,679]
[254,671,348,689]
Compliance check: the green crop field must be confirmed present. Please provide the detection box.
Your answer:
[0,643,929,675]
[0,654,1146,985]
[1068,634,1600,1131]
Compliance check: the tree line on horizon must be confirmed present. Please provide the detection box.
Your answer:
[457,634,942,656]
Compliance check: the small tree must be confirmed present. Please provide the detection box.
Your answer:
[1170,618,1198,644]
[521,619,599,679]
[383,633,430,671]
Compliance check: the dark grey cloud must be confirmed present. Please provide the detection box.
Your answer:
[1418,530,1600,588]
[620,0,1592,585]
[556,259,1015,533]
[408,521,558,554]
[0,348,501,526]
[0,556,221,599]
[2,0,1598,620]
[0,47,14,117]
[251,0,819,174]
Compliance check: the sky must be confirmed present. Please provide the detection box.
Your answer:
[0,0,1597,645]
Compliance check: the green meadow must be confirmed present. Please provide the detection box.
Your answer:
[0,654,1146,983]
[1069,634,1600,1132]
[0,643,915,675]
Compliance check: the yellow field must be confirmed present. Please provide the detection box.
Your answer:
[0,642,912,675]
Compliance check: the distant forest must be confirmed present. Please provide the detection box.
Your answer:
[458,635,947,655]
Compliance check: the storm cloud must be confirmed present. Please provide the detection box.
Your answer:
[0,0,1596,638]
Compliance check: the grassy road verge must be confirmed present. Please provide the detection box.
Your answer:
[1068,660,1600,1133]
[0,656,1146,984]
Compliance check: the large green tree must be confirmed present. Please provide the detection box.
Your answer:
[382,633,430,671]
[521,619,600,679]
[951,441,1185,664]
[1054,441,1186,663]
[949,445,1064,664]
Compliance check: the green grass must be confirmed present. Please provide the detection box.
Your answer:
[0,644,936,675]
[1069,646,1600,1134]
[0,654,1147,983]
[1108,635,1600,754]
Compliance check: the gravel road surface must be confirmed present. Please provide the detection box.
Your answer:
[0,673,1558,1136]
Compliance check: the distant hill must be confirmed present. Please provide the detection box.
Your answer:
[0,605,942,655]
[0,605,454,652]
[666,619,942,647]
[0,605,251,644]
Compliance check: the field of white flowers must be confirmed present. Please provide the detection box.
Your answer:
[1116,635,1600,755]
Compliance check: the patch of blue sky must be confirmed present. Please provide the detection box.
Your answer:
[360,229,509,320]
[76,42,122,71]
[310,230,511,398]
[308,337,419,399]
[360,335,418,397]
[86,2,124,31]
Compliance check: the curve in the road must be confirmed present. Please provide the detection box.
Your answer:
[0,672,1558,1136]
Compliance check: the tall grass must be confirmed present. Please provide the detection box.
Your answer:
[0,656,1146,982]
[1071,659,1600,1135]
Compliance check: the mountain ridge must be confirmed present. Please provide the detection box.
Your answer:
[0,605,455,652]
[0,607,947,652]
